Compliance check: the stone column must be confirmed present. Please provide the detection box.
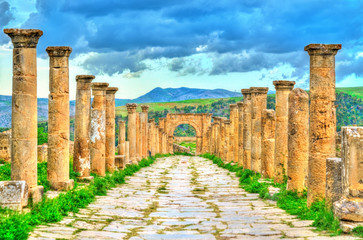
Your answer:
[229,104,238,163]
[305,44,341,206]
[136,113,141,161]
[242,89,252,169]
[261,109,275,178]
[90,82,109,176]
[4,28,44,200]
[125,141,130,164]
[168,136,174,154]
[118,120,126,156]
[287,88,309,193]
[158,118,165,154]
[141,105,149,158]
[224,120,232,162]
[273,80,295,183]
[73,75,94,180]
[220,119,225,160]
[148,119,154,155]
[237,102,244,167]
[46,46,74,190]
[105,87,118,172]
[326,158,342,208]
[250,87,268,173]
[126,103,138,164]
[334,127,363,221]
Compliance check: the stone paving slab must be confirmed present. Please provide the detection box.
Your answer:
[29,156,360,240]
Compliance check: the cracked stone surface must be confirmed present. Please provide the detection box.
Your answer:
[29,156,358,240]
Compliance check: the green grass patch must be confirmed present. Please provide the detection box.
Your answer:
[0,153,171,240]
[200,153,343,236]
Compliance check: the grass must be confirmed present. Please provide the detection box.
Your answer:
[336,86,363,99]
[200,153,343,236]
[0,153,171,240]
[178,141,196,153]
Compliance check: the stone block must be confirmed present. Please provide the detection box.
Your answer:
[0,180,28,210]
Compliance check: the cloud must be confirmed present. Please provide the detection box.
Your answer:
[0,1,14,44]
[2,0,363,82]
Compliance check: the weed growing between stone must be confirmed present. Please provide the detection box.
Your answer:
[0,153,171,240]
[200,153,343,236]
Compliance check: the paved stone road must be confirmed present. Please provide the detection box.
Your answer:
[29,156,358,240]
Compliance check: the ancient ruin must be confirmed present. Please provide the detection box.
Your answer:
[105,87,118,172]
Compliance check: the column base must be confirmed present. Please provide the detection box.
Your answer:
[30,185,44,204]
[77,176,94,183]
[50,179,74,191]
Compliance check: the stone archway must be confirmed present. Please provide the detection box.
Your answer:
[165,113,212,155]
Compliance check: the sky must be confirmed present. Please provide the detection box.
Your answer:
[0,0,362,100]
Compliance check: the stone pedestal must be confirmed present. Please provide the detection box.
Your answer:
[126,103,137,164]
[287,88,309,193]
[0,181,28,210]
[305,44,341,206]
[334,127,363,221]
[105,87,118,172]
[261,109,275,178]
[118,120,126,156]
[4,28,44,200]
[242,89,252,169]
[141,105,149,158]
[250,87,268,173]
[90,82,109,176]
[74,75,94,180]
[115,155,126,170]
[46,46,74,191]
[273,80,295,183]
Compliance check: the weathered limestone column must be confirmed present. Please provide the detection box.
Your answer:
[242,89,252,169]
[220,119,226,160]
[261,109,275,178]
[126,103,138,164]
[74,75,94,180]
[118,120,126,156]
[305,44,341,206]
[273,80,295,183]
[230,104,238,162]
[148,119,155,155]
[155,125,159,154]
[326,158,342,208]
[237,102,244,167]
[105,87,118,172]
[224,120,232,162]
[141,105,149,158]
[90,82,109,176]
[168,136,174,154]
[4,28,44,199]
[136,113,141,161]
[125,141,130,164]
[287,88,309,193]
[158,118,165,154]
[334,127,363,221]
[46,46,74,190]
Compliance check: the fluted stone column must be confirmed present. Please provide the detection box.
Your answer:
[90,82,109,176]
[230,104,238,163]
[305,44,341,206]
[105,87,118,172]
[261,109,276,178]
[46,46,74,190]
[136,113,141,161]
[74,75,94,180]
[273,80,295,183]
[250,87,268,173]
[125,141,130,164]
[242,89,252,169]
[126,103,137,164]
[237,102,244,167]
[118,120,126,156]
[287,88,309,193]
[141,105,149,158]
[4,28,44,200]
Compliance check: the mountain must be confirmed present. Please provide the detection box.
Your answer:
[0,87,242,127]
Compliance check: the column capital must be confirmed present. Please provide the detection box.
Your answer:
[76,75,95,83]
[118,120,125,124]
[4,28,43,48]
[241,89,251,97]
[46,46,72,57]
[141,105,150,112]
[126,103,138,113]
[224,119,231,124]
[229,104,238,110]
[304,44,341,56]
[250,87,269,95]
[148,119,154,123]
[273,80,295,90]
[91,82,109,95]
[106,87,118,95]
[237,102,244,110]
[262,109,275,119]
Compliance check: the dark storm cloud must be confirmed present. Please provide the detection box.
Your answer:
[4,0,363,79]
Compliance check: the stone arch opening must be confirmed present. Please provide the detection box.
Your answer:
[173,123,197,154]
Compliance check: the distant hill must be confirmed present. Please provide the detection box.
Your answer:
[0,87,242,127]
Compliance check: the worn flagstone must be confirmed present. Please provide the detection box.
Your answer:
[29,156,357,240]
